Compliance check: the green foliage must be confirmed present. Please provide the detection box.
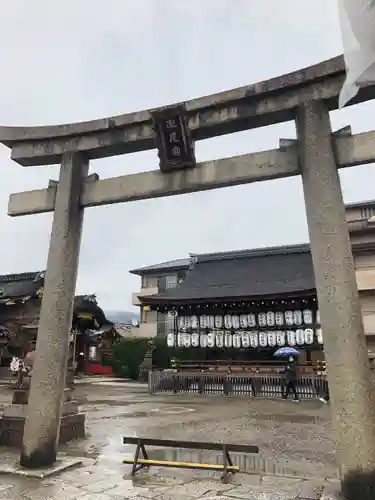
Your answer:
[111,336,208,380]
[112,338,149,380]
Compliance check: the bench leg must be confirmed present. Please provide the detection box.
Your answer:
[221,445,229,484]
[131,442,142,476]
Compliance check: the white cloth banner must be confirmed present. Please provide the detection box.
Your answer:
[338,0,375,107]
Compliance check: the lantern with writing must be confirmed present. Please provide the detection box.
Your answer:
[241,332,250,348]
[224,315,232,329]
[295,329,305,346]
[293,310,303,326]
[177,333,184,347]
[190,315,198,329]
[216,332,224,348]
[303,309,313,325]
[285,311,294,326]
[183,333,191,348]
[224,333,233,348]
[233,333,241,348]
[267,331,277,347]
[215,315,223,328]
[266,311,275,326]
[200,334,208,348]
[275,312,284,326]
[258,313,267,327]
[247,314,257,328]
[240,314,248,328]
[249,332,259,348]
[304,329,314,345]
[232,315,240,330]
[258,332,268,347]
[207,333,215,348]
[276,331,286,346]
[287,330,296,346]
[191,332,200,347]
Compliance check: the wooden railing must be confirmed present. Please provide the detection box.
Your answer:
[149,370,327,399]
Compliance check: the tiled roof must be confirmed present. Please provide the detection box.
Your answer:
[0,271,45,300]
[142,246,315,303]
[129,258,190,275]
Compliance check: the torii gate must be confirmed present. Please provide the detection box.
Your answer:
[2,55,375,496]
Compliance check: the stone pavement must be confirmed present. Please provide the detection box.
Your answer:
[0,453,341,499]
[0,380,341,499]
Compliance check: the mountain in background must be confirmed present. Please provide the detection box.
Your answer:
[105,310,139,325]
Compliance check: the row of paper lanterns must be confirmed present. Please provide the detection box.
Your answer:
[167,328,323,348]
[177,310,320,331]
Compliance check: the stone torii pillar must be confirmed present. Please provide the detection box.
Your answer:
[20,152,89,468]
[296,100,375,497]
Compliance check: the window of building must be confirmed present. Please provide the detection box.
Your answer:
[361,207,375,219]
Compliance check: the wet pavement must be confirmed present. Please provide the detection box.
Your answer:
[0,379,341,499]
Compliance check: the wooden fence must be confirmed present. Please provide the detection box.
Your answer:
[148,370,328,400]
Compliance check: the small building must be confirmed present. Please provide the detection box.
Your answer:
[85,325,122,376]
[0,273,111,375]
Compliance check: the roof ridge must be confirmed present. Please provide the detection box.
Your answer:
[0,271,45,283]
[194,243,309,262]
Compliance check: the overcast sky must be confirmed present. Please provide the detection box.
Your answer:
[0,1,374,312]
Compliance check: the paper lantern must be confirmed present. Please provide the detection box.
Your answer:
[183,334,191,348]
[247,314,257,328]
[167,333,175,347]
[215,315,223,328]
[190,315,198,329]
[232,315,240,330]
[224,315,232,329]
[316,310,321,325]
[303,309,313,325]
[207,333,215,348]
[284,311,294,326]
[304,329,314,345]
[249,332,259,348]
[316,328,323,345]
[232,333,241,348]
[293,310,303,326]
[200,334,208,348]
[296,329,305,346]
[200,315,208,329]
[207,315,215,329]
[177,333,184,347]
[241,332,250,348]
[224,333,233,348]
[276,331,286,346]
[266,311,275,326]
[191,333,200,347]
[267,331,277,347]
[178,317,186,330]
[240,314,248,328]
[259,332,268,347]
[215,332,224,348]
[258,313,267,327]
[275,312,284,326]
[286,330,296,346]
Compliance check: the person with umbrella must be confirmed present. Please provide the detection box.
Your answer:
[274,347,300,402]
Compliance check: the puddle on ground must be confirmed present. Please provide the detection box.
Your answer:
[84,406,196,420]
[248,413,324,424]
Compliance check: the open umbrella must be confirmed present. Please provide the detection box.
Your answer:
[274,347,300,357]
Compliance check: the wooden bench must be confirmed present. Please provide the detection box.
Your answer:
[122,437,259,483]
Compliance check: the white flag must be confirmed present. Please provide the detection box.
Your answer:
[338,0,375,107]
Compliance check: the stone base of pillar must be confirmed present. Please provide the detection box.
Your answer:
[0,387,85,448]
[0,410,86,448]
